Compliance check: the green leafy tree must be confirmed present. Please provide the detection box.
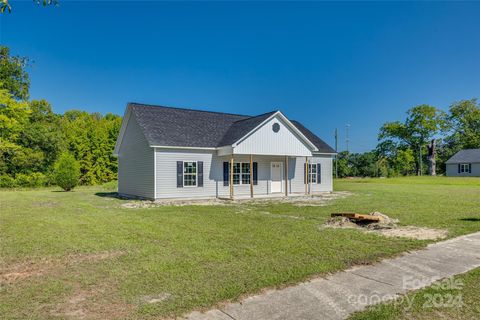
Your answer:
[0,47,30,100]
[53,153,80,191]
[20,99,66,170]
[394,149,415,176]
[378,105,446,175]
[445,99,480,150]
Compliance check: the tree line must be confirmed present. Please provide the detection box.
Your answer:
[1,45,479,187]
[0,46,121,187]
[336,101,480,177]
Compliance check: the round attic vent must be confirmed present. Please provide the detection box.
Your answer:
[272,123,280,133]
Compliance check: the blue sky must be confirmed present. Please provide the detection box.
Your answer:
[1,1,479,152]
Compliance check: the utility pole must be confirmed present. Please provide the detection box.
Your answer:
[335,129,339,178]
[345,124,351,153]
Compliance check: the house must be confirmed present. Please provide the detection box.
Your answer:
[113,103,336,200]
[445,149,480,177]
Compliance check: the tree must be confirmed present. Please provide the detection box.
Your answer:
[378,105,446,176]
[445,99,480,150]
[394,149,415,176]
[1,0,57,13]
[0,47,30,100]
[53,153,80,191]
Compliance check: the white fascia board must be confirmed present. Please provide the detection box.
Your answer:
[313,152,338,156]
[112,104,132,156]
[231,111,318,151]
[151,145,217,150]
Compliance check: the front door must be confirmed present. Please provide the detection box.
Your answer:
[270,162,283,193]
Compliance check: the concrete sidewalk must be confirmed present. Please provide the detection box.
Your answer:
[186,232,480,320]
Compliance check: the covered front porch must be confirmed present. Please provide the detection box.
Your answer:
[221,153,315,200]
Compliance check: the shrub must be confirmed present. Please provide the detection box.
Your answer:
[28,172,47,187]
[53,153,80,191]
[0,175,16,188]
[14,173,31,187]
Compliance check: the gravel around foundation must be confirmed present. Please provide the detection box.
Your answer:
[121,191,353,208]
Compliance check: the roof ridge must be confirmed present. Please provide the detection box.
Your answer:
[128,102,251,118]
[231,110,278,124]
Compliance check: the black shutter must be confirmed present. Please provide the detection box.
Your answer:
[177,161,183,188]
[223,162,229,186]
[458,164,461,173]
[253,162,258,185]
[469,163,472,173]
[317,163,321,184]
[197,161,203,187]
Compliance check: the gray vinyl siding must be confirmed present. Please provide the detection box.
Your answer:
[446,163,480,177]
[289,155,334,193]
[117,116,154,199]
[155,149,333,199]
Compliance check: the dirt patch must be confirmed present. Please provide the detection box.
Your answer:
[139,292,172,304]
[32,201,58,208]
[51,283,134,320]
[246,191,353,207]
[121,191,353,209]
[0,251,125,285]
[323,212,447,240]
[122,198,228,208]
[376,226,449,240]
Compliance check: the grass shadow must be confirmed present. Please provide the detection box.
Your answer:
[460,217,480,222]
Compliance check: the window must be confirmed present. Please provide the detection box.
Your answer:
[242,163,251,184]
[308,163,318,184]
[232,162,251,185]
[183,162,197,186]
[460,163,470,173]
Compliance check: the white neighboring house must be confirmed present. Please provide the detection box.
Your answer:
[446,149,480,177]
[113,103,336,200]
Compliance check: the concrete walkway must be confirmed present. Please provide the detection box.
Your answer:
[186,232,480,320]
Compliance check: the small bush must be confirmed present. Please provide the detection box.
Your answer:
[28,172,47,187]
[53,153,80,191]
[0,175,17,188]
[15,173,31,187]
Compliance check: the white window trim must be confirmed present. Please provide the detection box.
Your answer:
[183,161,198,188]
[232,162,252,185]
[460,163,470,173]
[308,163,319,184]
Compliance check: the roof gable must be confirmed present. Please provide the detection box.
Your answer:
[446,149,480,164]
[233,114,314,156]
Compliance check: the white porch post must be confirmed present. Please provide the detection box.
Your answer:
[250,154,253,198]
[285,155,288,197]
[230,154,234,199]
[305,156,308,195]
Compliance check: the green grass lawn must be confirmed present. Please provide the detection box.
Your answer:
[0,177,479,319]
[350,267,480,320]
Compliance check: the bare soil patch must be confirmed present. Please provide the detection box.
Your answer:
[122,198,227,208]
[323,212,448,240]
[121,191,353,209]
[0,251,125,285]
[50,283,134,320]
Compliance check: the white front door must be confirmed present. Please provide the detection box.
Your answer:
[270,162,283,193]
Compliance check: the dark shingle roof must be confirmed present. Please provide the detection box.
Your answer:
[290,120,337,154]
[129,103,335,153]
[446,149,480,164]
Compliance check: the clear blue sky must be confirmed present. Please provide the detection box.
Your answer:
[1,1,479,152]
